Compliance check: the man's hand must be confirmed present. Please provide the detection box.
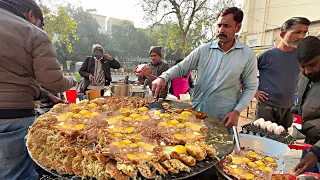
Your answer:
[223,110,240,129]
[72,79,78,86]
[89,74,94,82]
[141,66,151,77]
[104,54,113,60]
[254,90,269,102]
[294,151,318,175]
[47,93,65,104]
[152,78,166,98]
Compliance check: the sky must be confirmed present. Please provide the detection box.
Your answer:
[66,0,146,28]
[66,0,242,28]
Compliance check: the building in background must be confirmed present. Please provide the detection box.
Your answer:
[86,9,107,34]
[241,0,320,47]
[107,17,134,36]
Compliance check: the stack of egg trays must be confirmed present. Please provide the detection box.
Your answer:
[240,123,295,145]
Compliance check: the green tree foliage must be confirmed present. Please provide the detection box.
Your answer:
[140,0,237,57]
[54,6,112,68]
[42,6,78,53]
[110,21,150,62]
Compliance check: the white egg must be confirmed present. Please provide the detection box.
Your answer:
[266,123,278,132]
[108,125,115,129]
[160,142,166,146]
[230,165,238,169]
[193,132,201,136]
[146,152,154,156]
[274,126,285,135]
[253,118,265,126]
[58,122,65,126]
[260,121,272,129]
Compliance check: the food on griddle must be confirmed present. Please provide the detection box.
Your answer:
[272,174,292,180]
[27,97,217,180]
[222,148,278,180]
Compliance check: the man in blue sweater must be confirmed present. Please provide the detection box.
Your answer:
[254,17,310,130]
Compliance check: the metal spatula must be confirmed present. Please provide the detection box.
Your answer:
[232,126,241,150]
[148,96,165,110]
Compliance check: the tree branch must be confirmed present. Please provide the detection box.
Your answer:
[150,11,176,28]
[195,0,208,12]
[185,0,197,34]
[168,0,185,34]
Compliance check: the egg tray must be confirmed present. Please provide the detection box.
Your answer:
[240,123,295,145]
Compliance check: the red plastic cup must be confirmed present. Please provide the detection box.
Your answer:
[66,90,77,103]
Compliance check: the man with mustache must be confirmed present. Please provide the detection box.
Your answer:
[293,36,320,174]
[254,17,310,130]
[152,7,258,131]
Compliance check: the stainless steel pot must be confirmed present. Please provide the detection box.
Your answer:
[110,82,132,97]
[130,84,145,92]
[130,84,152,98]
[132,92,146,98]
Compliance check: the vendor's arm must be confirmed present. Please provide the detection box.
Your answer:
[141,63,170,82]
[234,51,258,113]
[223,51,258,129]
[255,52,269,102]
[159,47,201,83]
[153,46,201,97]
[39,87,49,100]
[105,55,121,69]
[294,141,319,174]
[33,33,76,93]
[38,87,64,104]
[311,140,320,162]
[142,66,158,82]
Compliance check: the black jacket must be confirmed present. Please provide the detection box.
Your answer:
[79,56,121,90]
[297,76,320,145]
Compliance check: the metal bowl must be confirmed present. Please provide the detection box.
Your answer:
[215,133,291,179]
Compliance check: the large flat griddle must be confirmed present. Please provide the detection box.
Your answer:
[28,100,234,180]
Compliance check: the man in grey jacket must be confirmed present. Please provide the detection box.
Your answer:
[293,36,320,174]
[0,0,76,179]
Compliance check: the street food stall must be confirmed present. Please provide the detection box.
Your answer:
[31,88,318,180]
[30,97,235,180]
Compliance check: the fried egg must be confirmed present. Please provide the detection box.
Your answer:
[163,145,187,156]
